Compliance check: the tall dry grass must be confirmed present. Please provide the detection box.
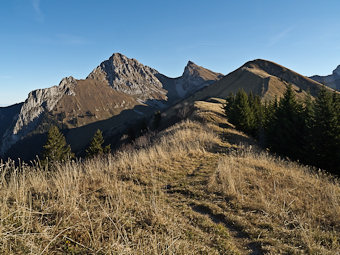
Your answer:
[1,102,340,254]
[209,149,340,254]
[0,120,221,254]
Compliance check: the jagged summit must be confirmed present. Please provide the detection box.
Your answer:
[183,60,221,78]
[0,53,223,159]
[183,61,200,76]
[185,60,198,70]
[87,53,166,101]
[166,60,224,98]
[332,65,340,76]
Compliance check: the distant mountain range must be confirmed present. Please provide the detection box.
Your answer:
[0,53,222,160]
[172,59,327,105]
[0,53,335,160]
[310,65,340,91]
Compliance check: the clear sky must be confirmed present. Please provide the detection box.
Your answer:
[1,0,340,106]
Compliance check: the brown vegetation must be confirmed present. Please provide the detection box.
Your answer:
[0,100,339,254]
[175,59,334,106]
[54,78,139,129]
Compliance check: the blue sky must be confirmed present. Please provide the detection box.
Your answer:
[1,0,340,106]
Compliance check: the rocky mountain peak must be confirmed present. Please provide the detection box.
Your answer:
[0,53,224,157]
[0,76,78,154]
[58,76,77,96]
[166,61,223,98]
[183,61,200,77]
[108,53,138,67]
[87,53,166,101]
[186,60,197,67]
[332,65,340,77]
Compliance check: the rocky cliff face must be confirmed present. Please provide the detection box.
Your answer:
[0,77,77,154]
[310,65,340,91]
[0,53,223,158]
[87,54,223,102]
[173,61,223,97]
[13,76,76,134]
[87,53,167,101]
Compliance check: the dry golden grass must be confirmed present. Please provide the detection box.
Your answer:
[0,100,339,254]
[0,121,230,254]
[208,151,340,254]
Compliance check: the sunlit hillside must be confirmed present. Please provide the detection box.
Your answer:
[1,100,339,254]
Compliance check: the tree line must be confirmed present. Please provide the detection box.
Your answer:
[224,85,340,175]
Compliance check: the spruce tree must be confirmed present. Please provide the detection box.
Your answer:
[333,91,340,120]
[312,88,340,174]
[86,129,111,157]
[265,85,304,160]
[42,126,74,165]
[224,93,237,124]
[233,89,255,134]
[225,90,263,136]
[300,91,315,164]
[251,94,265,137]
[248,91,255,109]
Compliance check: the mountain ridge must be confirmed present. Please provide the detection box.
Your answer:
[172,58,330,105]
[0,53,223,158]
[310,64,340,90]
[1,55,337,160]
[160,59,336,125]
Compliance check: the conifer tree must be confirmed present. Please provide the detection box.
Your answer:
[265,85,304,160]
[248,91,255,108]
[86,129,111,157]
[233,89,255,134]
[42,126,74,165]
[299,91,315,164]
[224,92,237,124]
[224,86,340,175]
[333,91,340,120]
[251,94,265,136]
[312,88,340,174]
[303,91,314,126]
[225,90,262,136]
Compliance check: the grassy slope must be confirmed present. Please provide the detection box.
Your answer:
[0,100,339,254]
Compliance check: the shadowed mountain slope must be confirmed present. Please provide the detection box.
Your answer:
[0,53,222,159]
[0,103,23,142]
[310,65,340,90]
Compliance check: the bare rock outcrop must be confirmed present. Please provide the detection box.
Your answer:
[310,65,340,90]
[87,53,167,101]
[173,61,223,97]
[0,76,76,154]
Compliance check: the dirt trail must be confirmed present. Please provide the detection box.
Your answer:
[161,153,265,255]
